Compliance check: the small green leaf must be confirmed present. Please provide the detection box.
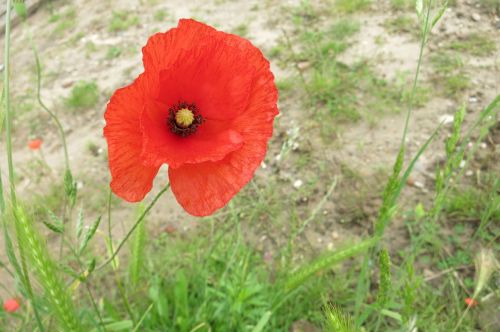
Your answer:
[64,169,77,207]
[414,203,426,219]
[415,0,423,17]
[380,309,403,322]
[76,208,84,238]
[13,1,28,19]
[59,264,84,281]
[87,258,96,274]
[43,210,64,234]
[252,311,272,332]
[103,320,134,331]
[285,237,378,291]
[79,216,101,254]
[431,3,448,29]
[43,220,64,234]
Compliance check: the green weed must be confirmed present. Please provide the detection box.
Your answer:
[384,15,418,36]
[335,0,371,13]
[232,23,249,37]
[447,33,497,57]
[153,9,168,22]
[51,8,77,36]
[109,11,140,32]
[106,46,122,60]
[430,52,470,98]
[65,81,99,110]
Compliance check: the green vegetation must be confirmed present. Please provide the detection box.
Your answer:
[447,33,497,57]
[50,7,77,36]
[390,0,414,10]
[65,81,99,110]
[232,23,249,37]
[106,46,122,60]
[153,9,168,22]
[109,10,140,32]
[335,0,371,13]
[430,51,470,98]
[384,15,418,35]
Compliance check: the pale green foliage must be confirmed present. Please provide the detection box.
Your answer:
[324,305,357,332]
[377,248,392,308]
[285,237,377,291]
[13,207,81,331]
[65,81,99,110]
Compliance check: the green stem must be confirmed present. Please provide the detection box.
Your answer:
[400,0,432,148]
[96,184,170,271]
[4,0,16,205]
[32,46,71,170]
[3,2,45,330]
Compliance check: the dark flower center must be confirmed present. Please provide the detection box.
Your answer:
[167,101,203,137]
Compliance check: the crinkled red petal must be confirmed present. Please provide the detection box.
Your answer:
[168,33,279,216]
[104,74,160,202]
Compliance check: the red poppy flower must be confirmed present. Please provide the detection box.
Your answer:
[28,139,42,150]
[104,19,278,216]
[3,298,20,313]
[464,297,478,307]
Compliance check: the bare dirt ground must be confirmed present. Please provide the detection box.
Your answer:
[0,0,498,302]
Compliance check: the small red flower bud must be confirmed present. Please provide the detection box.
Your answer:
[3,298,20,313]
[464,297,478,307]
[28,139,43,150]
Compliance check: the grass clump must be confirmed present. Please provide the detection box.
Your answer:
[50,8,77,36]
[384,15,417,35]
[390,0,414,10]
[232,23,249,37]
[447,33,497,57]
[153,9,168,22]
[65,81,99,110]
[335,0,371,13]
[106,46,122,60]
[109,10,140,32]
[430,52,470,98]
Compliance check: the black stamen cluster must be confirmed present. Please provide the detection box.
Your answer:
[167,101,204,137]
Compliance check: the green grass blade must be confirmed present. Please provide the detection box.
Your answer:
[285,237,378,292]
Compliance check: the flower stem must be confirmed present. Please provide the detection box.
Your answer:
[3,2,46,330]
[96,183,170,271]
[3,0,16,205]
[32,46,71,170]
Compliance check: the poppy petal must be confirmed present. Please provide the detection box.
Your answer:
[168,49,278,216]
[142,19,217,76]
[104,74,160,202]
[155,44,255,121]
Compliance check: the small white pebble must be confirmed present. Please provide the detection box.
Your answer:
[260,161,267,169]
[459,160,466,168]
[293,179,303,189]
[439,114,454,125]
[414,181,425,189]
[465,170,473,176]
[480,142,487,149]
